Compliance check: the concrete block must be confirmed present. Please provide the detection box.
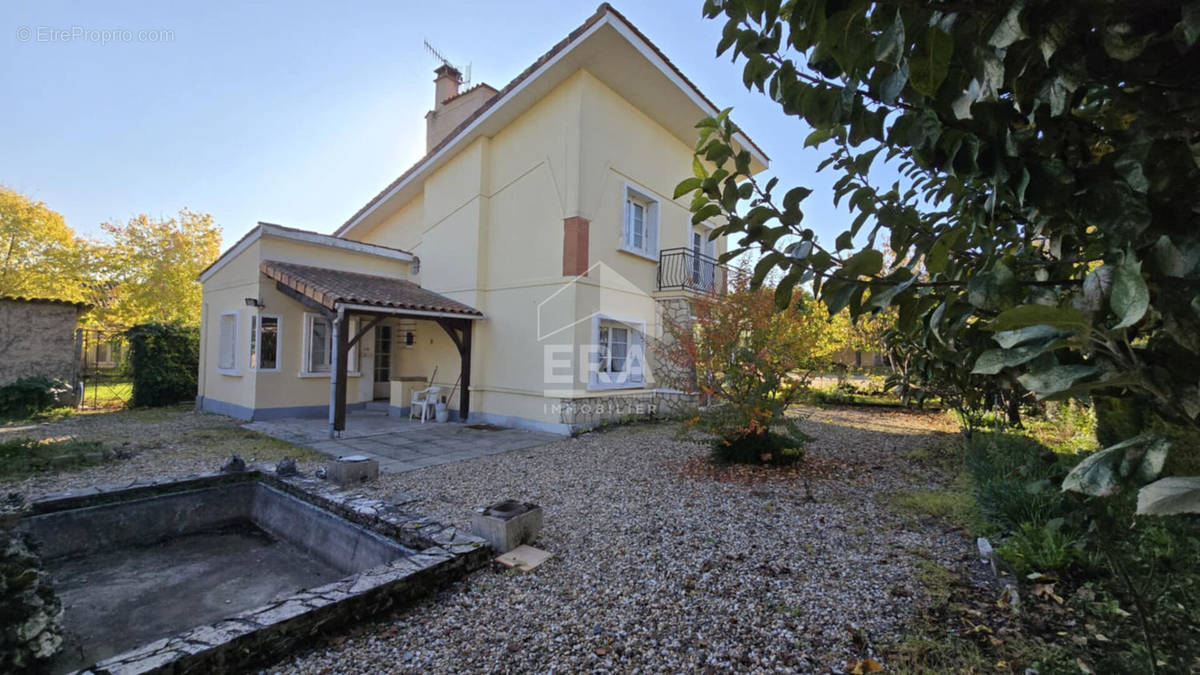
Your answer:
[325,455,379,485]
[471,500,543,553]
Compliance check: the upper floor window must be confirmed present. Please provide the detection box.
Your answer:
[622,184,659,260]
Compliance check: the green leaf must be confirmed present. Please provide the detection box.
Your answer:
[971,345,1047,375]
[988,2,1027,49]
[782,186,813,212]
[1076,265,1113,314]
[990,304,1090,333]
[1110,260,1149,329]
[909,26,953,98]
[692,204,723,225]
[842,248,884,279]
[1137,477,1200,515]
[774,273,798,310]
[1062,433,1170,497]
[874,11,905,65]
[1018,364,1100,397]
[879,62,908,104]
[993,325,1069,349]
[1182,2,1200,46]
[673,177,702,199]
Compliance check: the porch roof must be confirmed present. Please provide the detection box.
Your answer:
[260,260,482,318]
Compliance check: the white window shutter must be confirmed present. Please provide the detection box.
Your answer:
[622,199,631,248]
[219,314,236,370]
[647,203,659,258]
[629,327,645,385]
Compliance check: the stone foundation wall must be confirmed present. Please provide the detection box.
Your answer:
[651,296,696,392]
[0,299,81,386]
[556,390,698,430]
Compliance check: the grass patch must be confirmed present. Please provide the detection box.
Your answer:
[891,488,978,532]
[79,380,132,409]
[0,438,111,479]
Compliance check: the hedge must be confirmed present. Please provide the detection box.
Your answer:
[125,323,199,407]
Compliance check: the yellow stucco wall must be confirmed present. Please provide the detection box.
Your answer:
[202,67,743,429]
[199,232,412,417]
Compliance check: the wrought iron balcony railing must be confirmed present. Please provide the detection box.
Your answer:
[657,247,727,294]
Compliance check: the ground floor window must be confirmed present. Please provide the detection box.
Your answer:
[303,314,359,375]
[250,315,280,371]
[592,317,645,388]
[218,312,238,373]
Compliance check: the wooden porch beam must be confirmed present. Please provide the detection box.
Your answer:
[348,315,383,349]
[275,281,335,319]
[435,319,464,353]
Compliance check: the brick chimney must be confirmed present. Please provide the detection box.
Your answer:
[424,65,499,153]
[432,64,461,108]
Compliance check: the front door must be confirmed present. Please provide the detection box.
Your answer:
[373,325,392,399]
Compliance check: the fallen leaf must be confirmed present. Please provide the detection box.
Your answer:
[595,648,609,656]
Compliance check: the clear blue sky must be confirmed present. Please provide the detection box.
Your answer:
[1,0,875,251]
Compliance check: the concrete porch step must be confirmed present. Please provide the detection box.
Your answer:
[364,400,390,413]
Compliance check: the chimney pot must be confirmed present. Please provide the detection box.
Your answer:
[433,64,461,107]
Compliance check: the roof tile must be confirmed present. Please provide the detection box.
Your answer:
[260,261,482,317]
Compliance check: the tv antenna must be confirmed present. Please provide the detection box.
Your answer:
[424,40,471,86]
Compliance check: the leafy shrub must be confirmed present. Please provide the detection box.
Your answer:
[654,278,826,466]
[711,424,809,466]
[997,519,1085,575]
[965,433,1073,533]
[126,322,198,407]
[1093,396,1146,449]
[0,377,72,420]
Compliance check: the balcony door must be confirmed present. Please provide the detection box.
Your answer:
[692,229,715,289]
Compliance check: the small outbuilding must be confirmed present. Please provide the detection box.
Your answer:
[0,296,91,386]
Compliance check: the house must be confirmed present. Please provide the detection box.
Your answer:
[196,3,768,435]
[0,296,91,387]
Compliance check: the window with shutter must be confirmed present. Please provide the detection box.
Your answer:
[621,183,659,260]
[591,316,648,389]
[218,312,238,373]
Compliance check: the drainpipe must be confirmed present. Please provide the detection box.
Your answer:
[328,305,345,439]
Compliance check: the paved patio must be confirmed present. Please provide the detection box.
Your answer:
[244,411,562,473]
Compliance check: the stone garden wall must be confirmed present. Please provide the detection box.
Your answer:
[556,390,697,430]
[0,299,82,386]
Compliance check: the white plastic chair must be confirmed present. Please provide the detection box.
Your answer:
[410,386,440,423]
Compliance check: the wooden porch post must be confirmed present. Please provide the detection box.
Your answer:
[436,318,474,422]
[329,310,350,437]
[459,320,472,422]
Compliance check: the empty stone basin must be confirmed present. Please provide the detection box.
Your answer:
[15,471,489,674]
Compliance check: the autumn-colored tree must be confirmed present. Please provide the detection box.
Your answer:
[92,210,221,326]
[0,186,89,302]
[655,273,839,464]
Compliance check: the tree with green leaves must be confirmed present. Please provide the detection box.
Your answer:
[92,210,222,326]
[0,186,89,302]
[678,1,1200,514]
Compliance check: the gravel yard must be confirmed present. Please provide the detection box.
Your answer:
[4,406,970,672]
[267,406,968,673]
[0,406,324,495]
